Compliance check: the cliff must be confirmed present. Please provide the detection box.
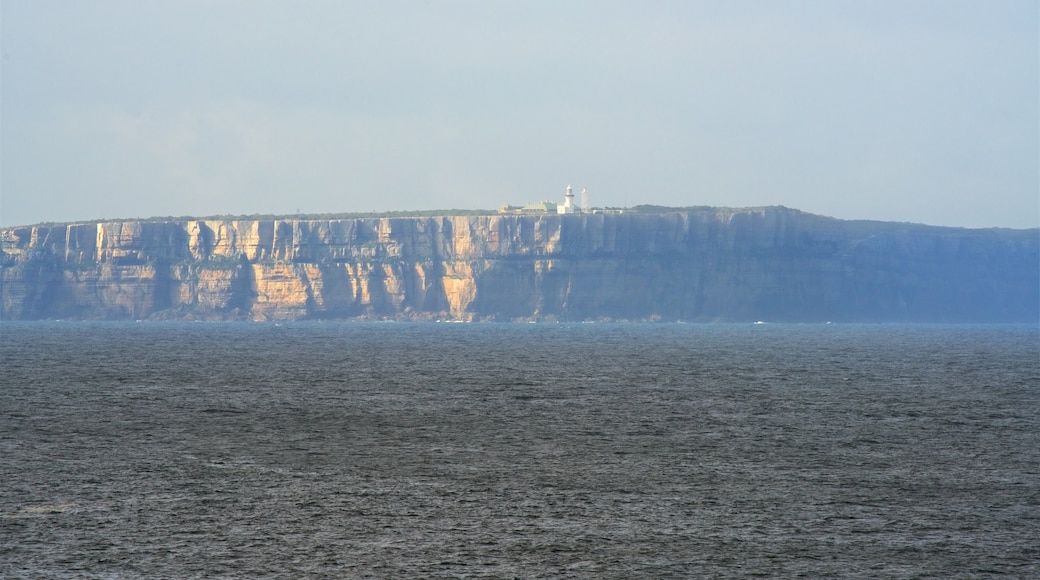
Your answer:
[2,208,1037,322]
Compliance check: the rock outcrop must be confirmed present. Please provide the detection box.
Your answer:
[2,208,1037,322]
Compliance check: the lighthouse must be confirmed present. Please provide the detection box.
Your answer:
[558,185,577,214]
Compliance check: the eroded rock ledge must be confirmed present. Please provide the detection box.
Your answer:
[2,208,1037,322]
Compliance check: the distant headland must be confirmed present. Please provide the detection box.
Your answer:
[2,205,1037,322]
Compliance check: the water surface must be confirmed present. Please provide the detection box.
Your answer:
[2,322,1037,577]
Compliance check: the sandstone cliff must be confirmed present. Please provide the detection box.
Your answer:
[2,208,1037,322]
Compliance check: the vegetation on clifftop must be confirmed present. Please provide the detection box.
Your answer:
[15,205,754,229]
[17,209,498,228]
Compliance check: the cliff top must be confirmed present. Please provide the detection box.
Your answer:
[5,205,1036,234]
[6,204,784,229]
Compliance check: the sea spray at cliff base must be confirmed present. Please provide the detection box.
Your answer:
[2,207,1037,322]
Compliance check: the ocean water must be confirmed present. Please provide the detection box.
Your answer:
[1,321,1037,578]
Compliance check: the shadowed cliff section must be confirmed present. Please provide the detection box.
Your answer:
[2,207,1037,322]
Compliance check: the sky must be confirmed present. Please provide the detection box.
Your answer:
[1,0,1037,228]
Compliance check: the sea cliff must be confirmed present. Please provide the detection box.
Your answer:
[2,208,1037,322]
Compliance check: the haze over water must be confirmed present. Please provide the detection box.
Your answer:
[2,322,1038,577]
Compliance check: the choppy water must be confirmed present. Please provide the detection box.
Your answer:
[1,322,1038,578]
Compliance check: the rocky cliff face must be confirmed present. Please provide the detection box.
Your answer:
[2,208,1037,322]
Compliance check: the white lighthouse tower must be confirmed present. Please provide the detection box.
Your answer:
[558,185,577,214]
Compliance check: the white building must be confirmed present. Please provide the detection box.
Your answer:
[558,185,586,214]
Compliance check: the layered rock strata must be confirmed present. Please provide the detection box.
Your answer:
[2,208,1037,322]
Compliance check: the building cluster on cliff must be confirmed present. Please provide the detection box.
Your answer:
[499,185,610,215]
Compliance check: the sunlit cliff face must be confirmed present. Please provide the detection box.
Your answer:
[2,209,1037,322]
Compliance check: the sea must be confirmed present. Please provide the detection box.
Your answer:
[1,321,1038,578]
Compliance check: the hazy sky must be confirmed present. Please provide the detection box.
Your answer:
[2,1,1037,228]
